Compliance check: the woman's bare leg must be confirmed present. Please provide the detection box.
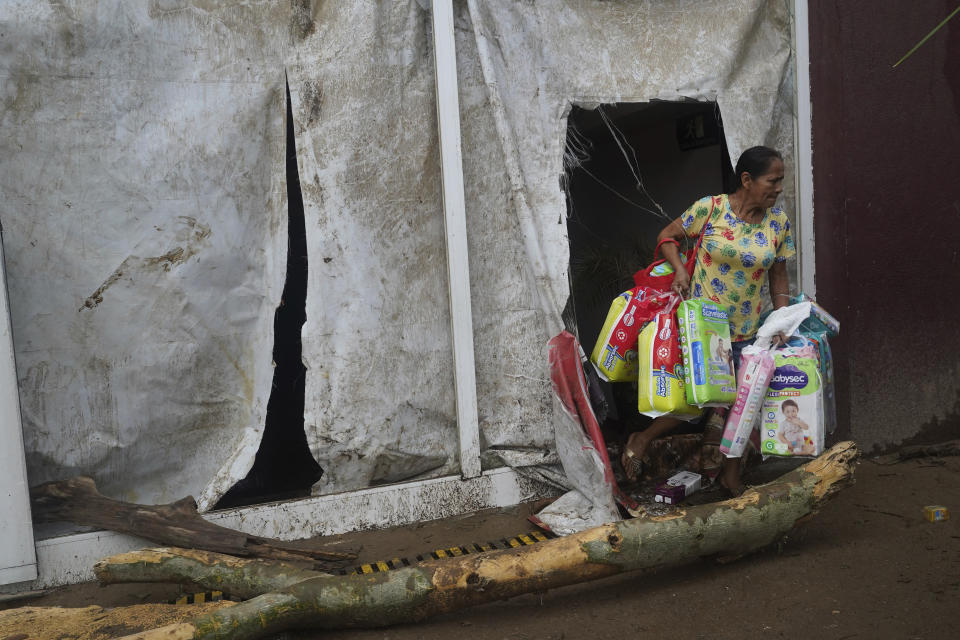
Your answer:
[621,416,684,481]
[719,456,745,496]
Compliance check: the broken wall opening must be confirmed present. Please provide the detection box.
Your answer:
[214,82,322,509]
[563,101,734,439]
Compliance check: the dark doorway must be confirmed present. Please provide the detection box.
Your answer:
[214,81,323,510]
[563,101,734,437]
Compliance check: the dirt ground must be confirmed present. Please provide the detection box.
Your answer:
[4,453,959,640]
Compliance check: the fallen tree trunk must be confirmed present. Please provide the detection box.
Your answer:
[95,548,330,601]
[31,476,355,570]
[104,441,858,640]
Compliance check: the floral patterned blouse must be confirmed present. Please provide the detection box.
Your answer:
[681,194,796,341]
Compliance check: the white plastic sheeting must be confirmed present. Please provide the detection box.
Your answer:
[0,1,289,509]
[0,0,797,509]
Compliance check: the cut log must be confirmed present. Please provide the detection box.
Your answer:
[30,476,356,569]
[106,441,858,640]
[95,548,330,601]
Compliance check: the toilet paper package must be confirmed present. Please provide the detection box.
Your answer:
[720,345,776,457]
[677,299,737,407]
[637,310,702,421]
[760,346,824,457]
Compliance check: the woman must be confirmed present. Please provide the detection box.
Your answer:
[622,146,795,495]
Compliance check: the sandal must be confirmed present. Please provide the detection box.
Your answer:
[622,432,650,481]
[624,449,644,479]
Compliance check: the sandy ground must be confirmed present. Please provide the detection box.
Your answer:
[3,454,958,640]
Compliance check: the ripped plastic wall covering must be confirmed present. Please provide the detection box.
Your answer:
[0,0,796,509]
[0,1,289,510]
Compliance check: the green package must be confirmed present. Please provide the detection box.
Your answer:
[677,299,737,407]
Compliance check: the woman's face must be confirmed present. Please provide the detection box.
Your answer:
[745,158,784,207]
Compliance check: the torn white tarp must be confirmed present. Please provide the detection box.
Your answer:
[0,0,798,510]
[0,0,289,509]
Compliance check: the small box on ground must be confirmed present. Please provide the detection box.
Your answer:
[923,505,949,522]
[654,471,703,504]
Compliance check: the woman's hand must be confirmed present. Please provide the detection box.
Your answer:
[671,270,690,297]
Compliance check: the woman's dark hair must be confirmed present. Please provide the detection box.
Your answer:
[729,146,782,192]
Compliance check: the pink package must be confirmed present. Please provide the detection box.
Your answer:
[720,346,776,457]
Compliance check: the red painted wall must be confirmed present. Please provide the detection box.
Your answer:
[810,1,960,450]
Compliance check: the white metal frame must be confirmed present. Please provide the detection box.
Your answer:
[792,0,817,296]
[431,0,482,479]
[0,227,37,586]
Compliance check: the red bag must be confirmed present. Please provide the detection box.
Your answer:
[633,196,718,292]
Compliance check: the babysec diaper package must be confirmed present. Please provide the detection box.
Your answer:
[677,299,736,407]
[760,345,824,457]
[637,309,702,421]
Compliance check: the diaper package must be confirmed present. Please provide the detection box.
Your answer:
[637,309,702,421]
[720,345,776,457]
[760,345,824,457]
[591,287,672,382]
[788,330,838,434]
[677,299,737,406]
[590,287,646,382]
[793,293,840,336]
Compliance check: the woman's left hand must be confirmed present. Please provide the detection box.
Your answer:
[771,331,790,347]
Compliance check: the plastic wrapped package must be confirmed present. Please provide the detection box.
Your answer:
[759,344,824,457]
[590,287,669,382]
[637,307,702,421]
[788,330,838,434]
[677,298,736,406]
[720,345,776,457]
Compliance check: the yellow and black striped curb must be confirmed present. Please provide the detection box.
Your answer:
[171,590,226,605]
[169,530,553,603]
[341,530,552,576]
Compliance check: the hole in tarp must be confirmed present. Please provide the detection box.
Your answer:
[562,101,735,445]
[214,79,323,510]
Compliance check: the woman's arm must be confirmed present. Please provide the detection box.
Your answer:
[769,260,790,309]
[657,217,689,295]
[768,260,791,345]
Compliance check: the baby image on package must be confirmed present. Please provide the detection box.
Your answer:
[677,298,736,407]
[760,347,824,457]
